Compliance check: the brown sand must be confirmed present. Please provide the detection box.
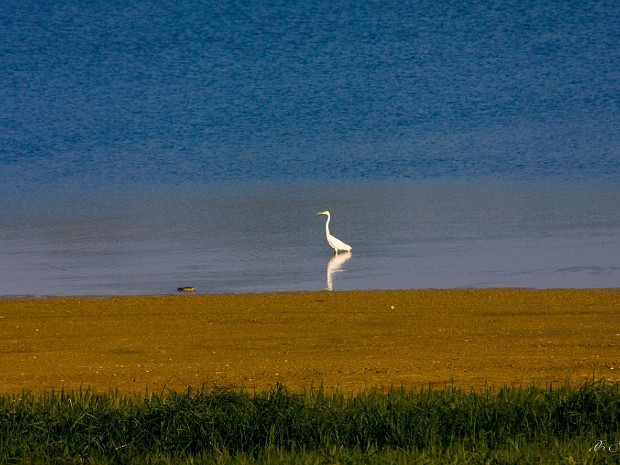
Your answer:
[1,289,619,395]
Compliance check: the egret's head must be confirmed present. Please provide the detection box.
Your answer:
[317,210,329,215]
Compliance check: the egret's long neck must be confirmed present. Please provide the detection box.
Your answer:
[324,214,331,237]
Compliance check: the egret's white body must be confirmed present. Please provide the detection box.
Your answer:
[317,210,352,254]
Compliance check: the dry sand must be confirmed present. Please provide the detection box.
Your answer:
[1,289,619,395]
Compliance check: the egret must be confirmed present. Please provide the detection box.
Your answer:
[317,210,352,254]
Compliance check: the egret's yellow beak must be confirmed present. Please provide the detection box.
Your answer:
[317,211,327,215]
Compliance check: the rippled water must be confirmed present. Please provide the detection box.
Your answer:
[0,1,618,295]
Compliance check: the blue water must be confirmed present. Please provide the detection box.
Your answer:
[1,1,619,295]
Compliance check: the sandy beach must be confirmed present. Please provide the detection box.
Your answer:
[1,289,618,395]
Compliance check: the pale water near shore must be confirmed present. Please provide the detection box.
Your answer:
[1,181,618,296]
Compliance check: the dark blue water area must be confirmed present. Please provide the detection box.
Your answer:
[0,0,619,295]
[1,0,619,189]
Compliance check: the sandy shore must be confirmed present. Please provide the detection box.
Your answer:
[1,289,618,394]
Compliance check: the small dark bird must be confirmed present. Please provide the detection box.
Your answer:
[177,286,196,292]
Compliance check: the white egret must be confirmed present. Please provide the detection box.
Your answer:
[317,210,352,254]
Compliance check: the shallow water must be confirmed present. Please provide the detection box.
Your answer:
[1,181,618,296]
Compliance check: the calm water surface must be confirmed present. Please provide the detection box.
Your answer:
[1,181,618,295]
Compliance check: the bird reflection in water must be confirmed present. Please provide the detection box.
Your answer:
[326,251,351,291]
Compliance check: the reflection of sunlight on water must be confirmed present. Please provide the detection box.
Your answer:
[326,252,351,291]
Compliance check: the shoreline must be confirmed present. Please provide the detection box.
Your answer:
[1,289,618,394]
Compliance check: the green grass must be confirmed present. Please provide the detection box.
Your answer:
[1,381,619,464]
